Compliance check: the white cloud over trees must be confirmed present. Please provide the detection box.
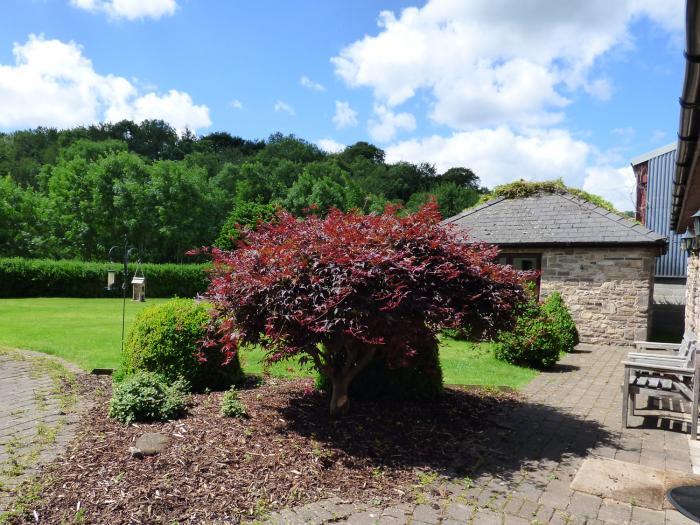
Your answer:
[0,35,210,132]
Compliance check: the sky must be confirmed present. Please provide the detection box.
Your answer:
[0,0,688,211]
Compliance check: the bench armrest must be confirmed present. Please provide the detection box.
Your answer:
[622,361,695,375]
[633,341,681,351]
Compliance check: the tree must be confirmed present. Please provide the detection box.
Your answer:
[406,182,481,218]
[201,202,528,416]
[215,201,278,250]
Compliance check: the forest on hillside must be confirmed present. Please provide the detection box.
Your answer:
[1,120,486,263]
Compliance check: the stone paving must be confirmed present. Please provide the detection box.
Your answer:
[0,349,83,514]
[262,345,698,525]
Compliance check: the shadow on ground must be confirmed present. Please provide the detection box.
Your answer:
[278,386,615,486]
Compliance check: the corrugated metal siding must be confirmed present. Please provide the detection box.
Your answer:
[646,149,687,278]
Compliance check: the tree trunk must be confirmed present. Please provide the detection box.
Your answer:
[329,376,351,418]
[327,344,376,417]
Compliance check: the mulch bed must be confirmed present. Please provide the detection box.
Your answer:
[9,377,519,524]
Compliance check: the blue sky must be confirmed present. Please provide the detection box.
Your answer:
[0,0,687,210]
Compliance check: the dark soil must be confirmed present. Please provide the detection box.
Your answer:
[8,377,519,524]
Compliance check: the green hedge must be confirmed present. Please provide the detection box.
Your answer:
[0,257,210,298]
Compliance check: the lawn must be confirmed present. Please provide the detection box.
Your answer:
[0,297,538,389]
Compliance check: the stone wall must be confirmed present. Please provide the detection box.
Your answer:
[503,246,657,346]
[686,253,700,334]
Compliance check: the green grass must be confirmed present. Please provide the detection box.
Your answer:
[0,298,167,370]
[0,298,538,389]
[438,338,537,389]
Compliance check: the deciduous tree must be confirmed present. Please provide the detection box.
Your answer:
[201,202,527,416]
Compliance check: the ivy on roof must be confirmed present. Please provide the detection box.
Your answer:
[476,179,619,214]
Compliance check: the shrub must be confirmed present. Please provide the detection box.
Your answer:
[220,388,247,418]
[0,257,209,298]
[109,371,188,424]
[202,203,527,416]
[122,298,243,392]
[542,292,579,352]
[494,296,561,369]
[476,179,619,214]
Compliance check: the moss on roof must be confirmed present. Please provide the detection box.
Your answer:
[476,179,619,214]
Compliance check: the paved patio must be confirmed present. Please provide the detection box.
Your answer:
[0,349,84,515]
[262,345,698,524]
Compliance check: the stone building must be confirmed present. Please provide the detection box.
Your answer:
[443,192,666,346]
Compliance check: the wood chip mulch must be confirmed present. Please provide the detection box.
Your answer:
[9,377,519,524]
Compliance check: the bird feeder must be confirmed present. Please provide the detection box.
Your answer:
[106,269,117,291]
[131,262,146,302]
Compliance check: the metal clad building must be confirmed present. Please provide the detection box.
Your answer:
[632,143,687,278]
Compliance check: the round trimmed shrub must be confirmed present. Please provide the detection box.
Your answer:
[542,292,579,352]
[122,298,243,392]
[494,296,560,369]
[109,371,188,424]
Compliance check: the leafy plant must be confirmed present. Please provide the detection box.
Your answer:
[121,298,243,392]
[108,371,188,424]
[200,202,528,416]
[542,291,579,352]
[476,178,618,214]
[494,290,576,368]
[220,387,247,418]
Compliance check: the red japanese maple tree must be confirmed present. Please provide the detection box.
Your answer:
[201,203,528,416]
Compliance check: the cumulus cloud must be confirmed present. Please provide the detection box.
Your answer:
[385,125,637,211]
[274,100,295,116]
[332,101,358,129]
[300,75,326,92]
[332,0,683,129]
[385,127,590,186]
[317,138,346,153]
[0,35,210,132]
[229,99,243,109]
[368,104,416,142]
[583,165,636,212]
[69,0,177,20]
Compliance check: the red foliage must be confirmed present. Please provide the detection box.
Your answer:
[201,202,529,414]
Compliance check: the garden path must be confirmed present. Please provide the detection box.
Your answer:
[262,344,698,525]
[0,349,84,515]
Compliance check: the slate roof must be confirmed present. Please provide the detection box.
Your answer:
[442,192,667,248]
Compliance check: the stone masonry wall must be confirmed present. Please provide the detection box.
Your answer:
[686,253,700,334]
[503,246,657,346]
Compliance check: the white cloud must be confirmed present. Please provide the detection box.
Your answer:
[300,75,326,92]
[584,77,614,101]
[0,35,210,132]
[368,104,416,142]
[274,100,295,116]
[332,101,358,129]
[317,138,346,153]
[114,90,210,133]
[332,0,683,129]
[385,127,590,186]
[385,125,637,211]
[583,165,636,211]
[69,0,177,20]
[229,99,243,109]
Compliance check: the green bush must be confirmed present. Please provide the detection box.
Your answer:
[220,388,247,418]
[494,291,577,369]
[316,338,443,401]
[0,257,210,298]
[542,292,579,352]
[109,371,188,424]
[121,298,243,392]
